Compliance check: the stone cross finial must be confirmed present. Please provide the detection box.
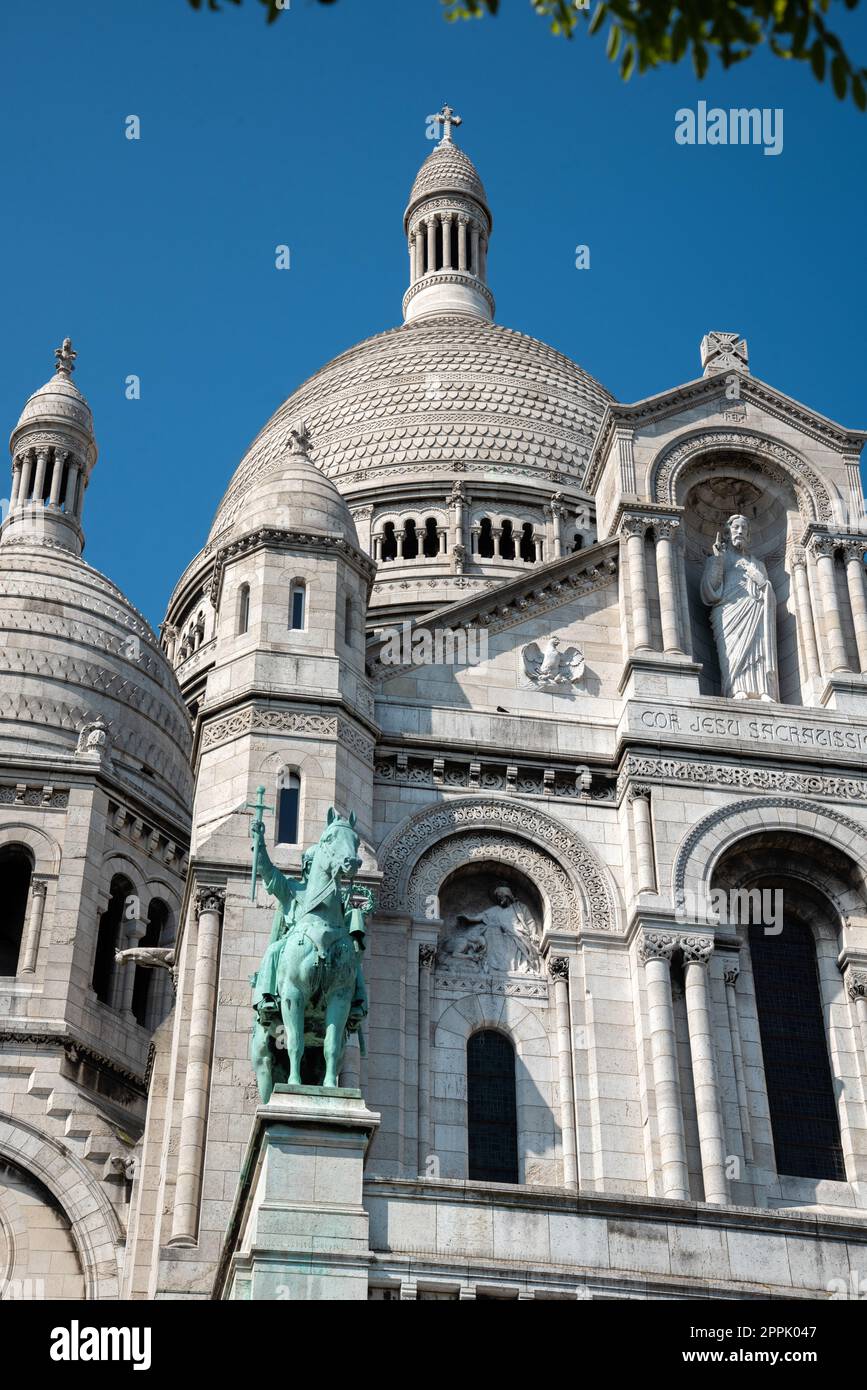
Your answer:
[54,337,77,377]
[433,104,462,143]
[700,331,749,378]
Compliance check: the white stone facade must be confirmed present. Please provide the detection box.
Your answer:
[3,118,867,1302]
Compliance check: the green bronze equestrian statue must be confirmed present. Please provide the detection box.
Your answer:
[249,807,371,1101]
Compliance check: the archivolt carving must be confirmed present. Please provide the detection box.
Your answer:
[652,430,833,524]
[673,795,867,896]
[408,830,576,929]
[378,798,617,932]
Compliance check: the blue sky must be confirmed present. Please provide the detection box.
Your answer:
[1,0,865,626]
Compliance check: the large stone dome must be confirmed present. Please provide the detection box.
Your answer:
[0,539,193,820]
[207,315,613,546]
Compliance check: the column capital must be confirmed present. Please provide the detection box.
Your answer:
[419,943,437,970]
[840,538,867,564]
[844,966,867,1000]
[789,544,808,569]
[31,878,49,899]
[638,931,677,964]
[808,532,838,561]
[194,885,226,919]
[620,513,652,540]
[548,955,570,981]
[682,934,714,966]
[627,783,652,803]
[722,962,740,987]
[654,517,681,542]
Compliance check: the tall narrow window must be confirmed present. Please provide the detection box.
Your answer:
[0,846,33,975]
[467,1030,519,1184]
[344,595,353,646]
[498,520,515,561]
[381,522,398,562]
[132,900,170,1028]
[276,771,301,845]
[477,518,495,559]
[401,519,419,560]
[519,522,536,563]
[238,583,250,636]
[422,518,440,558]
[289,580,306,631]
[93,876,134,1004]
[749,920,845,1181]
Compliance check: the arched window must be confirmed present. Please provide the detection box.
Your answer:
[477,517,495,559]
[344,595,353,646]
[93,875,135,1005]
[571,532,583,553]
[0,846,33,975]
[289,580,306,631]
[498,520,516,561]
[276,770,301,845]
[131,899,170,1028]
[237,583,250,636]
[381,522,398,562]
[422,518,440,558]
[749,920,845,1181]
[401,519,419,560]
[519,522,536,563]
[467,1030,519,1183]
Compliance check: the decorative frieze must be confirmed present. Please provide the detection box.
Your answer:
[0,784,68,808]
[618,752,867,803]
[375,752,615,802]
[200,705,375,759]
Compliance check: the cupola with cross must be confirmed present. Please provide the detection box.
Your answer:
[2,338,98,555]
[403,105,494,324]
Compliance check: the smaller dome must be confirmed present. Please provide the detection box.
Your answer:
[14,372,94,438]
[405,141,489,223]
[220,428,358,548]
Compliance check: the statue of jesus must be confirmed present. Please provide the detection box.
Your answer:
[700,513,778,702]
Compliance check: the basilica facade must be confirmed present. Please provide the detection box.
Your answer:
[2,114,867,1301]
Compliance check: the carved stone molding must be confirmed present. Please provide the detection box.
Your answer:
[723,963,740,987]
[618,753,867,804]
[673,796,867,894]
[548,956,570,981]
[30,879,48,900]
[434,973,548,1000]
[407,830,576,929]
[375,752,613,802]
[682,937,714,966]
[419,944,437,970]
[378,798,616,932]
[0,784,68,809]
[652,430,833,523]
[638,930,713,964]
[627,784,652,803]
[844,968,867,1000]
[200,705,374,759]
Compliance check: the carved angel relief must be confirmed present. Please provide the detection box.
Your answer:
[521,637,586,694]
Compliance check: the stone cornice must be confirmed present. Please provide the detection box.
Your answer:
[207,524,377,612]
[197,700,378,764]
[587,373,867,493]
[0,1030,147,1095]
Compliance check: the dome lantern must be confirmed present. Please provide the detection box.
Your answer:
[402,106,494,324]
[3,337,98,556]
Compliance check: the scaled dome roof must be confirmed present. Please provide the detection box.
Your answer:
[0,540,192,820]
[207,315,613,545]
[406,140,489,217]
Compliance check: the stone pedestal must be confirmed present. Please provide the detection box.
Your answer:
[217,1085,380,1301]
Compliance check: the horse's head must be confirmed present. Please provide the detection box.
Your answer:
[315,806,361,883]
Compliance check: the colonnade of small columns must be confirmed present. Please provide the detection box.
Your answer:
[408,212,486,283]
[619,511,687,656]
[9,445,85,520]
[370,494,592,569]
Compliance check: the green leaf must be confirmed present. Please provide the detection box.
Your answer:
[588,3,607,38]
[621,42,636,78]
[810,38,825,80]
[692,40,709,78]
[853,73,867,109]
[607,22,622,59]
[831,53,848,97]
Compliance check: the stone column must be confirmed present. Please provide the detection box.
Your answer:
[437,527,447,554]
[449,483,465,552]
[170,886,225,1245]
[457,216,468,271]
[654,519,682,654]
[9,458,22,509]
[683,938,729,1205]
[32,449,48,504]
[48,450,66,507]
[622,516,651,652]
[546,500,564,560]
[790,546,822,686]
[843,541,867,672]
[479,236,487,280]
[470,224,480,276]
[417,945,435,1175]
[426,218,437,273]
[723,963,753,1164]
[441,213,453,270]
[629,785,656,894]
[638,933,689,1200]
[844,967,867,1061]
[810,535,850,673]
[549,957,578,1190]
[18,880,48,975]
[18,452,34,506]
[118,907,147,1016]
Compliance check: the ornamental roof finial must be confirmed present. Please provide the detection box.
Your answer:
[432,104,462,144]
[286,421,311,456]
[54,337,77,377]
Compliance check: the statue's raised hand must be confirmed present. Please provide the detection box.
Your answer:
[251,818,266,844]
[712,530,725,558]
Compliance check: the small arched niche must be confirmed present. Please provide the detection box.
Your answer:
[679,459,799,702]
[438,861,544,977]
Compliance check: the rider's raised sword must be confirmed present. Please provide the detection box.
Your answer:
[245,785,274,901]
